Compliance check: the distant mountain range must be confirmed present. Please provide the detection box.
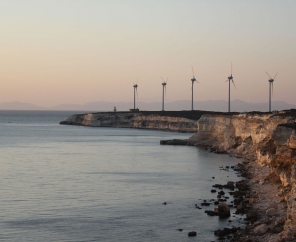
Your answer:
[0,100,295,112]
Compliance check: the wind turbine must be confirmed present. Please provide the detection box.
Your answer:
[265,71,278,112]
[161,77,168,111]
[191,66,199,111]
[225,63,236,112]
[133,80,138,110]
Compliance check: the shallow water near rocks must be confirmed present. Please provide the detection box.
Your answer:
[0,111,243,242]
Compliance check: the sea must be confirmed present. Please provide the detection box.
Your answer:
[0,110,243,242]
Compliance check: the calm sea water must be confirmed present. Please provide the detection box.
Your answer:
[0,111,242,242]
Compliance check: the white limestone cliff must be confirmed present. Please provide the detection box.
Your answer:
[189,110,296,239]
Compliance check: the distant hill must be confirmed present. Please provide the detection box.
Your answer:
[1,100,295,112]
[0,101,48,110]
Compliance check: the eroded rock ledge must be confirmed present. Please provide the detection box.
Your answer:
[187,109,296,241]
[59,110,225,132]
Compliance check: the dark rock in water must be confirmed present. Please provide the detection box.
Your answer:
[205,210,219,216]
[213,184,223,188]
[214,229,226,236]
[211,189,217,193]
[163,202,167,205]
[218,191,225,195]
[226,181,235,190]
[177,229,183,232]
[215,150,227,154]
[214,201,220,205]
[160,139,189,145]
[195,204,202,209]
[218,203,230,218]
[212,177,215,179]
[188,231,197,237]
[201,202,211,206]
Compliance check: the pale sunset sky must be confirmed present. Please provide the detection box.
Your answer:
[0,0,295,107]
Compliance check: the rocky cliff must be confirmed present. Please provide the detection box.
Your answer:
[59,111,210,132]
[188,109,296,239]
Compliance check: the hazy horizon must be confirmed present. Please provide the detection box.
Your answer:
[1,1,295,107]
[1,99,295,113]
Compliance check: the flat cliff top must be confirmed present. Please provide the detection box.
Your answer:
[87,110,239,121]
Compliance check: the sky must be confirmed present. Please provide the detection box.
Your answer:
[0,0,295,108]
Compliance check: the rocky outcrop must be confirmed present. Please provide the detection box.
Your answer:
[60,111,201,132]
[188,109,296,240]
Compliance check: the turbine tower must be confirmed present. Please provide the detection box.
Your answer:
[133,81,138,110]
[265,72,278,112]
[225,63,236,112]
[191,66,199,111]
[161,77,168,111]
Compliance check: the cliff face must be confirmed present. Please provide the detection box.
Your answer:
[60,112,198,132]
[189,110,296,237]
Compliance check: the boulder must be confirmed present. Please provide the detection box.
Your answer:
[226,181,235,190]
[218,203,230,217]
[254,224,268,235]
[188,231,197,237]
[266,208,276,216]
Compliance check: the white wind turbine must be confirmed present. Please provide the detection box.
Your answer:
[265,71,278,112]
[191,66,199,111]
[225,63,236,112]
[161,77,168,111]
[133,79,138,110]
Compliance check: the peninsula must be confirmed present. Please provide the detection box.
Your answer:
[59,110,226,132]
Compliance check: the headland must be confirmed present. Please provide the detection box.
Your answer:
[59,110,230,132]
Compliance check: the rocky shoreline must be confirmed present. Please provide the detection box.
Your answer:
[161,109,296,241]
[161,142,290,241]
[229,160,288,242]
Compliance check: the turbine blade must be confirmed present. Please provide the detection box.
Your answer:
[232,80,236,89]
[196,80,199,83]
[166,77,168,83]
[274,72,278,79]
[265,71,272,79]
[191,65,195,77]
[165,85,166,96]
[161,76,165,82]
[231,62,232,75]
[272,82,273,96]
[137,77,138,84]
[225,79,229,82]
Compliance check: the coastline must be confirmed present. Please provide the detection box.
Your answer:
[160,110,296,241]
[61,109,296,241]
[230,160,287,241]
